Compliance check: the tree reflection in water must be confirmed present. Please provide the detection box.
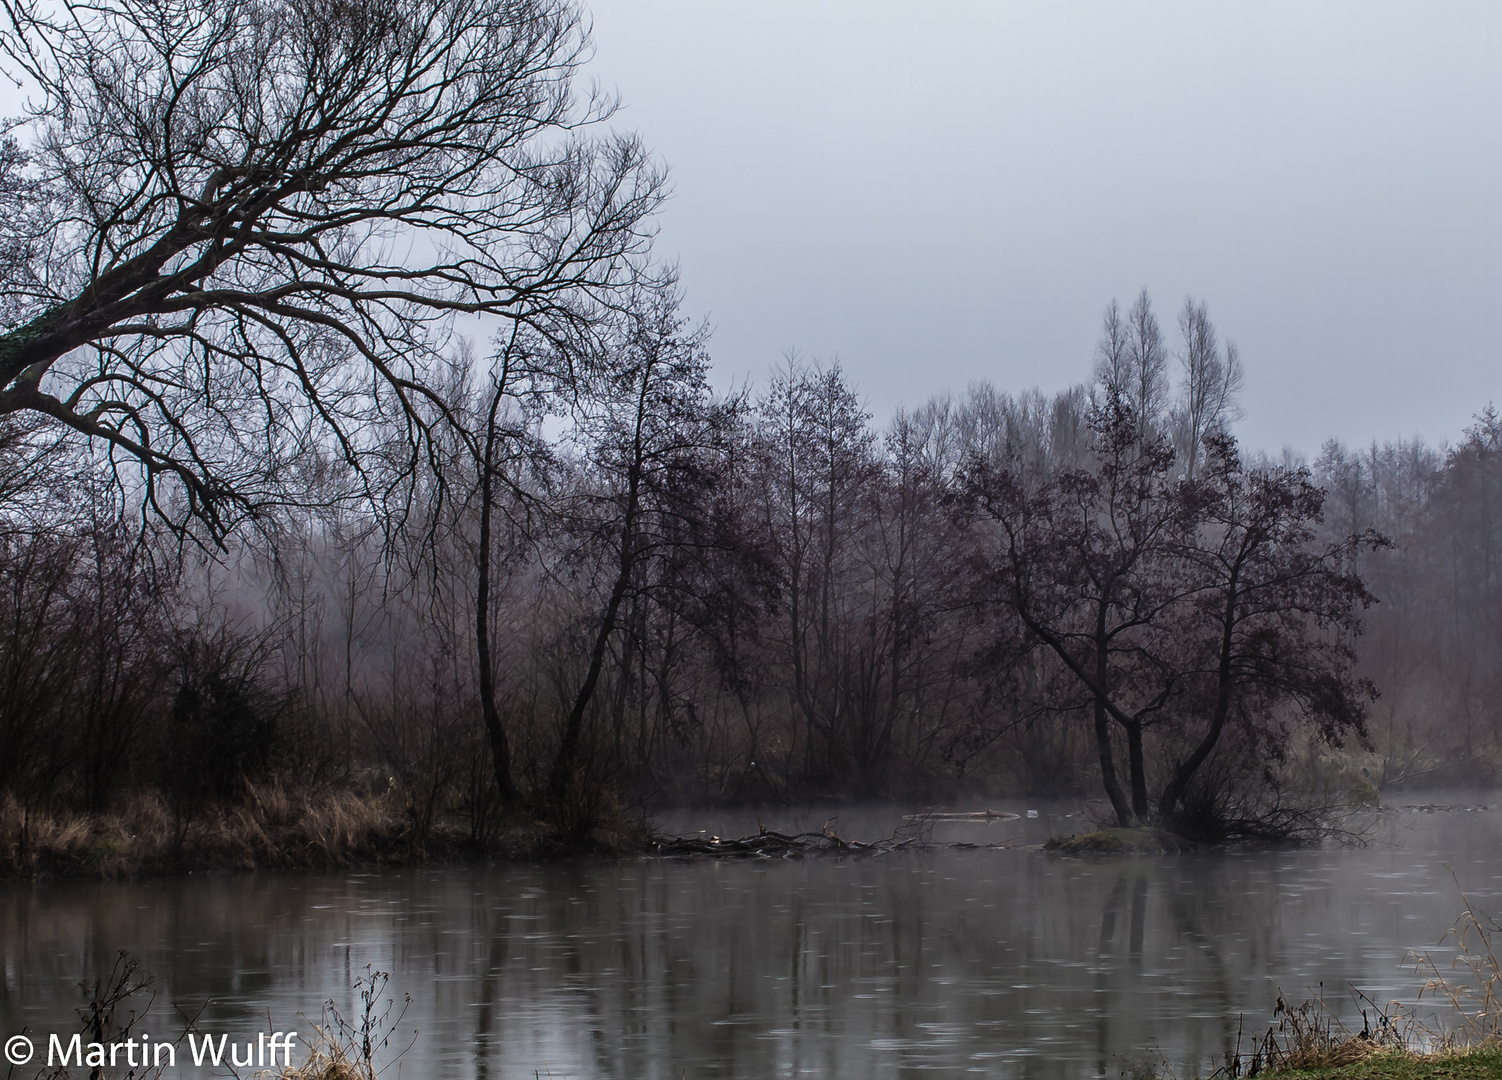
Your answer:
[0,803,1496,1078]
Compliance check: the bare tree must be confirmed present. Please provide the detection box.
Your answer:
[545,286,723,806]
[474,370,528,807]
[969,400,1187,825]
[1094,289,1170,444]
[971,393,1380,832]
[752,356,877,784]
[1172,298,1244,480]
[1154,434,1380,823]
[0,0,665,535]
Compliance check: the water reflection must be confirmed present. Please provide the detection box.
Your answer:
[1,801,1500,1078]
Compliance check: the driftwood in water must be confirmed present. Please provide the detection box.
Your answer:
[901,809,1021,823]
[648,818,1023,859]
[650,828,902,858]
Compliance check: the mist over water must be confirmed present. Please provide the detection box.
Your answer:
[0,2,1499,1077]
[3,798,1498,1078]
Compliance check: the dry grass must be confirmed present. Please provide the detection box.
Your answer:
[1129,998,1495,1079]
[0,779,650,877]
[0,785,416,877]
[34,954,406,1080]
[1258,1046,1502,1079]
[1250,992,1410,1073]
[278,968,410,1080]
[279,1038,367,1080]
[1136,876,1502,1078]
[1411,872,1502,1044]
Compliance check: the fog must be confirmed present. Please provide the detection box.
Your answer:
[5,2,1502,1073]
[585,1,1502,455]
[1,0,1495,843]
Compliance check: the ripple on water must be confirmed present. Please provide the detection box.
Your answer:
[3,797,1501,1079]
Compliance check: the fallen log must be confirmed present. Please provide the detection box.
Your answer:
[901,809,1021,823]
[647,823,1023,859]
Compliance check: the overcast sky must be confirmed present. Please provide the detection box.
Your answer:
[584,2,1502,457]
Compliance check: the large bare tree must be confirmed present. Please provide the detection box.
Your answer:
[971,299,1379,833]
[0,0,665,535]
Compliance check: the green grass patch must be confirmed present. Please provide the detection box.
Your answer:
[1265,1045,1502,1078]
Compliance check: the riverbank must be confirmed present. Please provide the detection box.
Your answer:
[0,787,654,878]
[4,793,1045,877]
[1264,1047,1502,1078]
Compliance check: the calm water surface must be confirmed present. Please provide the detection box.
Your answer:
[2,798,1500,1079]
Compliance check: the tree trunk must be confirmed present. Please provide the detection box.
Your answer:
[547,366,651,805]
[1094,698,1136,827]
[1157,582,1238,819]
[547,538,633,804]
[476,383,520,808]
[1156,698,1227,821]
[1094,613,1137,826]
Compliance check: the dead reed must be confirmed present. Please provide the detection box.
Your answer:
[1410,871,1502,1045]
[1136,874,1502,1078]
[0,777,647,877]
[0,785,414,877]
[31,951,406,1080]
[280,969,412,1080]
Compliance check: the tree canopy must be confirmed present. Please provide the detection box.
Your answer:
[0,0,664,534]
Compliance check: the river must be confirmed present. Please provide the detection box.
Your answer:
[1,797,1499,1078]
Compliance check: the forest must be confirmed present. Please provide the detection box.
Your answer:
[0,0,1497,860]
[1,285,1498,854]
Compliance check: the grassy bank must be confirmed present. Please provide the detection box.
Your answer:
[1262,1046,1502,1078]
[1149,898,1502,1079]
[0,785,651,878]
[280,993,1502,1080]
[1129,1015,1502,1080]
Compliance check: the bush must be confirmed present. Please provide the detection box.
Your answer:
[158,625,280,820]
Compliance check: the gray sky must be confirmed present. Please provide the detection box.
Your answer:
[585,1,1502,456]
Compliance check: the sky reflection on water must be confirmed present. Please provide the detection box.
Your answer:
[2,798,1500,1079]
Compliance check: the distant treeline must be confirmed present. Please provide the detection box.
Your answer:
[0,294,1497,845]
[1318,410,1502,786]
